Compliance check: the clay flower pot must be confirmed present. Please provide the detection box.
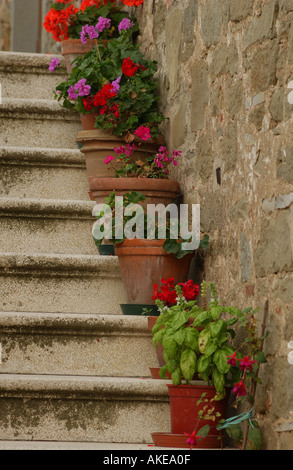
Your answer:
[61,39,96,73]
[89,176,181,206]
[114,239,194,305]
[76,129,162,181]
[167,383,228,439]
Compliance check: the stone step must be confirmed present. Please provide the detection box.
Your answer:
[0,312,158,377]
[0,441,179,450]
[0,253,126,315]
[0,99,81,149]
[0,51,66,100]
[0,374,171,444]
[0,146,89,201]
[0,197,97,255]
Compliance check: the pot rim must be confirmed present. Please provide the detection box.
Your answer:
[89,176,181,192]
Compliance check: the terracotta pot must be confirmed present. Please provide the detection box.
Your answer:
[61,39,96,73]
[151,432,223,449]
[167,384,228,438]
[76,129,163,180]
[150,367,172,379]
[89,177,181,207]
[115,239,194,305]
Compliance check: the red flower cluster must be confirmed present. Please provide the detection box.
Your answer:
[121,57,140,77]
[82,96,95,111]
[152,278,200,307]
[80,0,116,10]
[43,3,78,42]
[120,0,144,5]
[93,83,116,107]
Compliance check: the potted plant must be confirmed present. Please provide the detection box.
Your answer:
[92,190,208,311]
[151,281,268,449]
[52,21,166,186]
[43,0,140,72]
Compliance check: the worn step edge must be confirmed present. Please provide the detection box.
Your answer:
[0,197,95,218]
[0,311,151,336]
[0,252,120,277]
[0,51,65,73]
[0,98,80,121]
[0,146,85,168]
[0,440,180,450]
[0,374,171,401]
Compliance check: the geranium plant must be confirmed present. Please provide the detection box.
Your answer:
[92,190,208,258]
[104,133,181,178]
[43,1,140,42]
[53,24,164,138]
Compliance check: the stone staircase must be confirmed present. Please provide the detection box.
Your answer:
[0,51,171,450]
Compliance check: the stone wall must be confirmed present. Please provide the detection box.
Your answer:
[136,0,293,450]
[0,0,11,51]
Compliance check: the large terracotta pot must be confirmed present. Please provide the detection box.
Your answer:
[89,176,181,206]
[167,383,228,438]
[114,239,194,305]
[151,432,223,449]
[61,39,96,73]
[76,128,164,180]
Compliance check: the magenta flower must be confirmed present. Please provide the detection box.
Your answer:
[48,57,60,71]
[111,76,121,94]
[227,351,238,366]
[239,356,258,372]
[184,430,202,450]
[68,85,78,101]
[95,16,111,33]
[104,155,115,164]
[118,18,135,32]
[134,126,151,141]
[80,24,99,44]
[232,379,247,399]
[74,79,91,97]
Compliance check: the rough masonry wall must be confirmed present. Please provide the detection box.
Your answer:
[136,0,293,450]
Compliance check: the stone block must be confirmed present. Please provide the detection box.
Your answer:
[165,8,183,97]
[191,60,209,131]
[254,210,293,277]
[244,0,277,49]
[240,232,252,282]
[220,121,238,171]
[249,39,279,92]
[229,0,254,22]
[201,0,223,47]
[277,146,293,184]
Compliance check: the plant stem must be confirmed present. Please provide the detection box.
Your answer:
[241,299,268,450]
[95,39,102,61]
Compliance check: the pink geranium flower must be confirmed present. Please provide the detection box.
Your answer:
[134,125,151,141]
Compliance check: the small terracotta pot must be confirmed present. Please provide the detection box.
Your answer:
[115,238,194,305]
[89,176,181,207]
[61,39,96,73]
[167,384,228,437]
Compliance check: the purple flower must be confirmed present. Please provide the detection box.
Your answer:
[80,24,99,44]
[48,57,60,72]
[68,85,78,101]
[111,76,121,94]
[95,16,111,33]
[74,78,91,97]
[118,18,135,33]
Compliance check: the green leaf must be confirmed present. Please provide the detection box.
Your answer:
[213,349,230,374]
[212,368,225,394]
[184,327,200,352]
[209,319,225,337]
[198,329,211,353]
[210,306,223,320]
[247,423,263,450]
[196,424,210,438]
[225,424,243,442]
[174,329,186,346]
[197,355,211,374]
[162,332,178,359]
[180,348,197,381]
[171,368,182,386]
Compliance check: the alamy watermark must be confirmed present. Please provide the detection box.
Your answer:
[92,197,201,251]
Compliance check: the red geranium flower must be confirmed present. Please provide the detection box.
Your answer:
[43,4,78,42]
[122,57,140,77]
[120,0,144,6]
[80,0,116,11]
[82,96,95,111]
[93,83,116,107]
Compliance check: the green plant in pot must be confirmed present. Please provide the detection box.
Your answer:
[151,281,268,449]
[92,190,208,310]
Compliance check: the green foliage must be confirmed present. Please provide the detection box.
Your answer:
[54,28,164,137]
[151,282,254,399]
[93,191,209,259]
